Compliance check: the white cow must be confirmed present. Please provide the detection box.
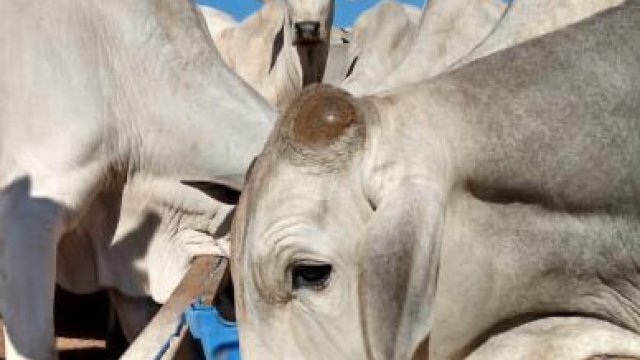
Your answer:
[0,0,276,358]
[225,2,640,359]
[339,1,422,95]
[201,0,335,113]
[284,0,335,85]
[379,0,622,91]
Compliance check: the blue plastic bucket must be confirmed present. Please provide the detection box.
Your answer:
[185,301,240,360]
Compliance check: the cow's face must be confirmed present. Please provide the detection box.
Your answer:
[283,0,334,45]
[232,85,441,359]
[231,85,376,358]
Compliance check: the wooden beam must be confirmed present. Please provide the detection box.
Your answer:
[159,324,199,360]
[122,256,229,360]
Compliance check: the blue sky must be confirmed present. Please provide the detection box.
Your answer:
[197,0,426,27]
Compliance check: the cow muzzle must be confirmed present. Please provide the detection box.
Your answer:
[294,21,322,45]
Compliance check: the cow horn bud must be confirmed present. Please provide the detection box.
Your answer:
[287,84,360,149]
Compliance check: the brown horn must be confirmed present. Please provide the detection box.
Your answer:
[288,85,359,149]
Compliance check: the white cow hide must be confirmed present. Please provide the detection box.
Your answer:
[0,0,276,358]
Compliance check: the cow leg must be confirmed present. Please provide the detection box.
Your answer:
[467,317,640,360]
[0,170,103,359]
[0,179,67,360]
[108,290,160,343]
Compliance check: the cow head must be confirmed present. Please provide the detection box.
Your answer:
[260,0,334,44]
[230,84,445,359]
[279,0,335,45]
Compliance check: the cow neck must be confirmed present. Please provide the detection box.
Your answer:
[6,0,275,188]
[89,0,277,189]
[398,2,640,213]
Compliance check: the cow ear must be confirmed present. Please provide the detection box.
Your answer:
[269,23,285,73]
[359,184,444,359]
[181,181,241,205]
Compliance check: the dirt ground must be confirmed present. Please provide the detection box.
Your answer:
[0,318,106,360]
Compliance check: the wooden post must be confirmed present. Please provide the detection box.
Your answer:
[122,256,229,359]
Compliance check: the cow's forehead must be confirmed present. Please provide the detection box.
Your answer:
[233,85,367,248]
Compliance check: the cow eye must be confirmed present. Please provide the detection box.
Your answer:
[291,263,332,290]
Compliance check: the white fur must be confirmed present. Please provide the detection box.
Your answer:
[340,1,421,95]
[379,0,622,91]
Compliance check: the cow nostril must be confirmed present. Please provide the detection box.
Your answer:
[294,21,321,39]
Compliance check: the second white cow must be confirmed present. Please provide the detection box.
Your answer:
[0,0,276,358]
[200,0,335,112]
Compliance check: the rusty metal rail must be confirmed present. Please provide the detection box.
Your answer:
[122,256,229,359]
